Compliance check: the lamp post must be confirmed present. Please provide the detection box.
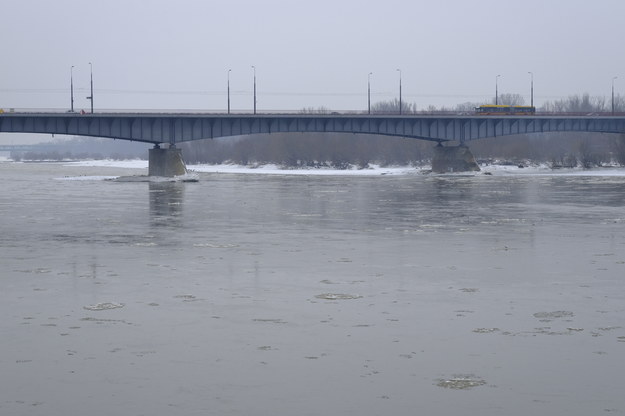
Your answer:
[528,71,534,108]
[396,68,402,115]
[251,65,256,114]
[495,74,501,105]
[612,76,618,115]
[87,62,94,113]
[227,69,232,114]
[70,65,75,112]
[368,72,372,114]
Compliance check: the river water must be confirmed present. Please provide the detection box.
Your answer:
[1,161,624,415]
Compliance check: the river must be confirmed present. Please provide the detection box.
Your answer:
[1,161,624,415]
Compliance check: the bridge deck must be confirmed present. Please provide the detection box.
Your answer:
[2,112,625,145]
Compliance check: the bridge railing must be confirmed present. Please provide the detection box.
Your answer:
[3,107,625,117]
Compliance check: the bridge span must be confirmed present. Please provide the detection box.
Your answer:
[2,112,625,145]
[2,111,625,174]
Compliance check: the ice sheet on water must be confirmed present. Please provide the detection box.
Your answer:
[315,293,363,300]
[188,163,419,176]
[55,159,625,177]
[192,242,239,248]
[55,175,119,181]
[436,375,487,390]
[473,328,500,333]
[83,302,125,311]
[64,160,148,169]
[483,164,625,177]
[533,311,575,320]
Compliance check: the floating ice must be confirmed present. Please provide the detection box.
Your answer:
[188,163,418,176]
[252,318,287,324]
[436,375,487,390]
[533,311,574,320]
[83,302,125,311]
[315,293,363,300]
[192,243,239,248]
[55,176,119,181]
[473,328,500,333]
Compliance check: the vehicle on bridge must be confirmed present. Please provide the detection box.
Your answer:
[475,105,536,115]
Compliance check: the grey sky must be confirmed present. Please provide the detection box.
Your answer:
[1,0,624,113]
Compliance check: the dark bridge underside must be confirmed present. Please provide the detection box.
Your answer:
[2,113,625,145]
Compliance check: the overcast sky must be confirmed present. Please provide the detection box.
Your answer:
[1,0,624,113]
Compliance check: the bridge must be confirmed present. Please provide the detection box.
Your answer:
[2,112,625,144]
[2,111,625,174]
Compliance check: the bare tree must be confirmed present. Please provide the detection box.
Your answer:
[614,94,625,112]
[494,93,526,105]
[454,101,487,112]
[299,106,331,114]
[612,134,625,165]
[541,93,607,113]
[371,99,417,114]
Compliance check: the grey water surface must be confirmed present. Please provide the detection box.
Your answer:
[1,162,624,416]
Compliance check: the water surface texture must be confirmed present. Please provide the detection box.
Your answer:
[1,162,624,415]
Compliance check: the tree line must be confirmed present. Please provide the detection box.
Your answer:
[180,132,433,169]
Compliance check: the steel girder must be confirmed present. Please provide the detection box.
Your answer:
[2,113,625,144]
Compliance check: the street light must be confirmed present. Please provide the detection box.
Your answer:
[70,65,75,112]
[227,69,232,114]
[87,62,94,114]
[612,76,618,115]
[396,68,402,115]
[495,74,501,105]
[251,65,256,114]
[368,72,372,114]
[528,71,534,108]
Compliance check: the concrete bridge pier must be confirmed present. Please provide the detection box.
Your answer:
[431,143,480,173]
[148,144,187,177]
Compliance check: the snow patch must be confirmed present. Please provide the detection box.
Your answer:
[188,163,420,176]
[63,159,148,169]
[47,158,625,177]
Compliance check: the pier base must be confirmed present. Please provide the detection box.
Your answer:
[148,146,187,177]
[431,144,480,173]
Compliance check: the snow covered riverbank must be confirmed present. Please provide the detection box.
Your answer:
[63,159,625,177]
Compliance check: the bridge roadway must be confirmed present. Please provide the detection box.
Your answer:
[2,112,625,146]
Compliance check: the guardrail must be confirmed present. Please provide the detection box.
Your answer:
[3,108,625,117]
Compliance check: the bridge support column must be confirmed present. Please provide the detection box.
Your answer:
[148,145,187,177]
[431,144,480,173]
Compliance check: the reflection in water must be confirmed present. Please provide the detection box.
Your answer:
[149,182,185,227]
